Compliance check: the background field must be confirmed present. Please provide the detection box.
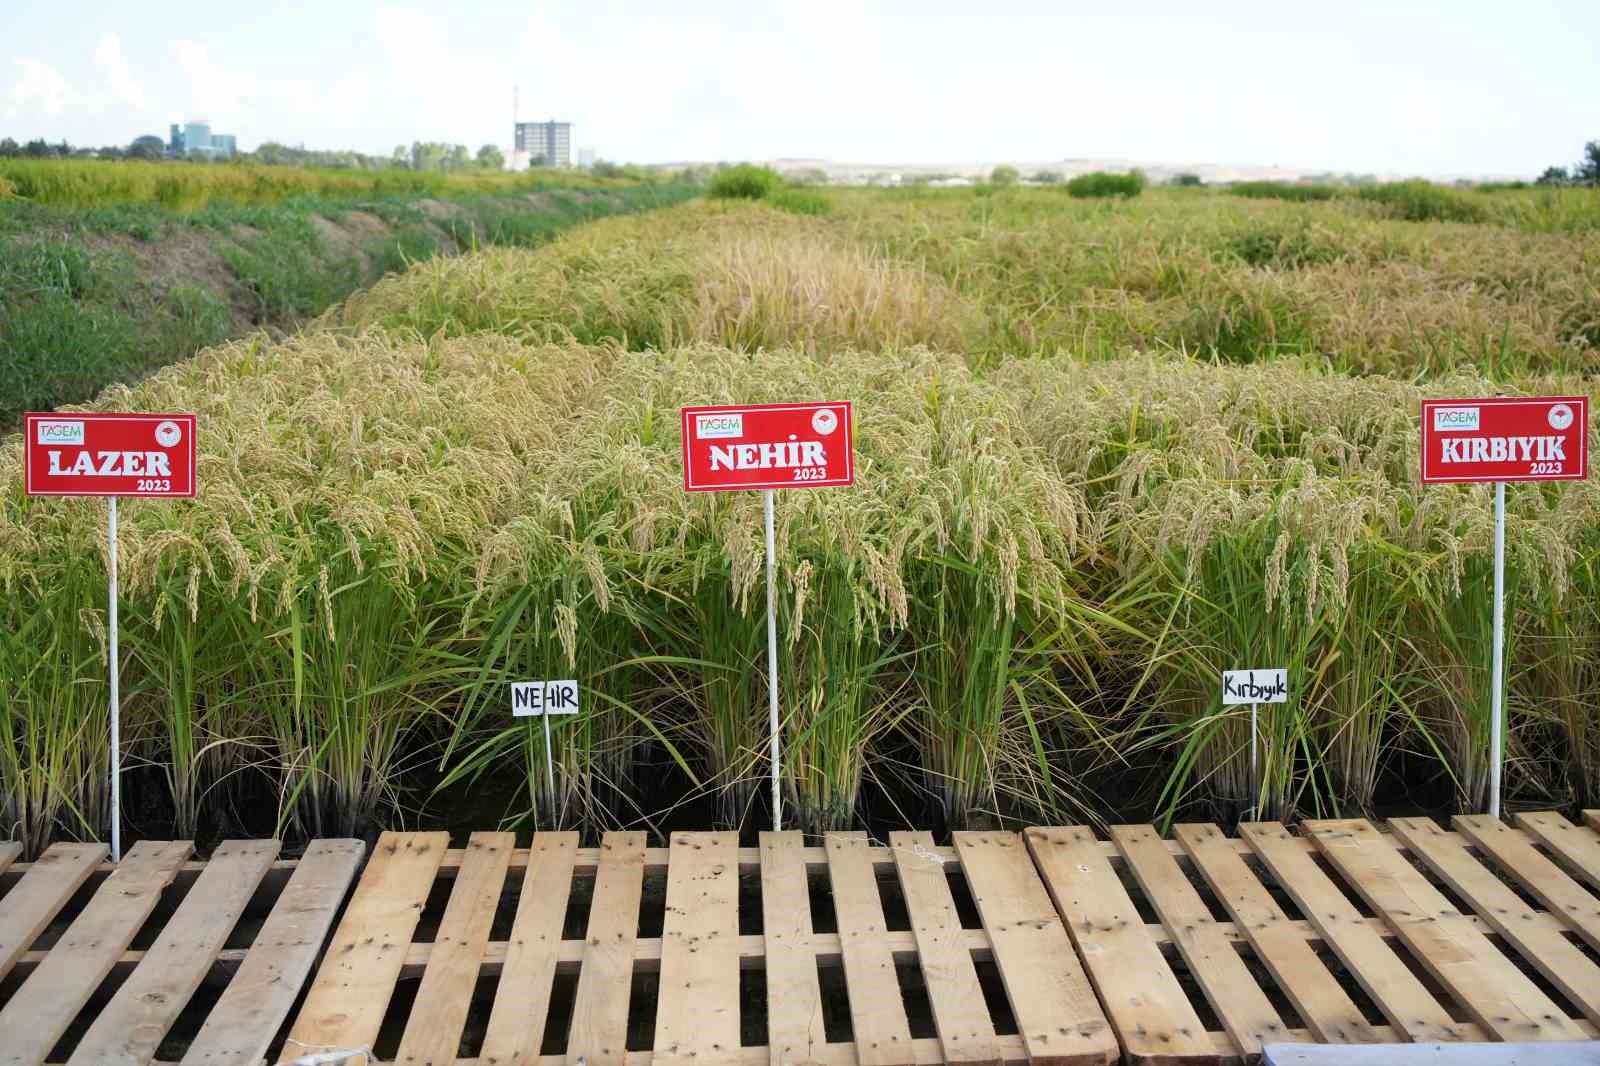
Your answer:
[2,178,1598,855]
[0,161,696,426]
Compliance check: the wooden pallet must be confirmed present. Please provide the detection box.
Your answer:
[1026,812,1600,1064]
[0,837,363,1066]
[6,810,1600,1065]
[279,829,1120,1066]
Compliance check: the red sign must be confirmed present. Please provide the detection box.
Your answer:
[681,402,854,491]
[24,413,197,498]
[1420,396,1588,484]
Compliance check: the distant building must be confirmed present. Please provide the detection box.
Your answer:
[577,147,596,169]
[514,120,572,168]
[169,120,236,160]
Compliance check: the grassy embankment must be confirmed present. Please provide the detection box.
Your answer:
[0,158,697,425]
[3,179,1599,855]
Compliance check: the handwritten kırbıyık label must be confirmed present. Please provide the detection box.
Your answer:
[1222,669,1287,705]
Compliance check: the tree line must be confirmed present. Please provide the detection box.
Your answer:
[0,135,513,172]
[1536,140,1600,187]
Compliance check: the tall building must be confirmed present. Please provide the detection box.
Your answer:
[169,120,236,160]
[515,120,572,168]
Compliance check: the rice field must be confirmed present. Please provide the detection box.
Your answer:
[3,183,1599,855]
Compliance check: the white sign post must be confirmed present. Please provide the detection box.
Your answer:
[681,401,855,832]
[23,412,198,863]
[1222,668,1288,817]
[1421,397,1589,816]
[510,679,579,818]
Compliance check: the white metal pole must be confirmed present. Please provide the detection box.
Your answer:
[1249,701,1258,821]
[1489,480,1506,818]
[543,708,556,828]
[108,496,121,863]
[764,489,781,832]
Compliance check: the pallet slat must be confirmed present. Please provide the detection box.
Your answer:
[1175,824,1378,1045]
[566,831,646,1066]
[889,831,1000,1066]
[961,831,1118,1065]
[279,831,450,1061]
[181,839,364,1066]
[1390,817,1600,1027]
[0,839,192,1066]
[0,842,19,876]
[398,832,515,1066]
[655,832,741,1066]
[1454,814,1600,953]
[827,833,917,1066]
[1304,819,1584,1042]
[67,839,279,1066]
[1024,827,1211,1064]
[479,832,580,1066]
[1113,824,1288,1056]
[0,842,106,983]
[1514,811,1600,893]
[761,832,827,1066]
[1239,822,1470,1043]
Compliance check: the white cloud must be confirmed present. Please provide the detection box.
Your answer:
[94,33,146,110]
[5,58,69,119]
[175,40,244,119]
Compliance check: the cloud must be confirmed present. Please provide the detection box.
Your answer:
[94,33,146,110]
[5,58,69,119]
[175,40,244,119]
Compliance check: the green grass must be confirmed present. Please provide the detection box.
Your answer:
[1357,180,1487,223]
[1066,171,1146,198]
[0,182,699,427]
[707,164,783,200]
[1230,181,1340,202]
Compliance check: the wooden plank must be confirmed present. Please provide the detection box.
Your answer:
[1112,824,1287,1055]
[1514,811,1600,893]
[1022,827,1210,1064]
[1175,824,1378,1044]
[1455,815,1600,953]
[0,842,19,876]
[66,839,279,1066]
[181,839,365,1066]
[478,832,579,1066]
[1586,811,1600,834]
[0,839,191,1066]
[655,832,741,1066]
[761,831,827,1066]
[889,831,999,1066]
[1262,1041,1600,1066]
[397,832,514,1066]
[1305,819,1584,1042]
[960,829,1130,1066]
[566,831,646,1066]
[279,831,449,1061]
[826,833,916,1066]
[1391,817,1600,1027]
[0,842,105,982]
[960,831,1119,1065]
[1239,821,1468,1043]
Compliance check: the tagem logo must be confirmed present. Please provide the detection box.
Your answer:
[696,413,744,439]
[1433,406,1481,432]
[36,420,85,446]
[1549,403,1575,431]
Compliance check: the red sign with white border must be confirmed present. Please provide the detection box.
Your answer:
[1420,396,1587,484]
[24,413,198,497]
[682,402,853,491]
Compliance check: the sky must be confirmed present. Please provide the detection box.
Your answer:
[2,1,1597,176]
